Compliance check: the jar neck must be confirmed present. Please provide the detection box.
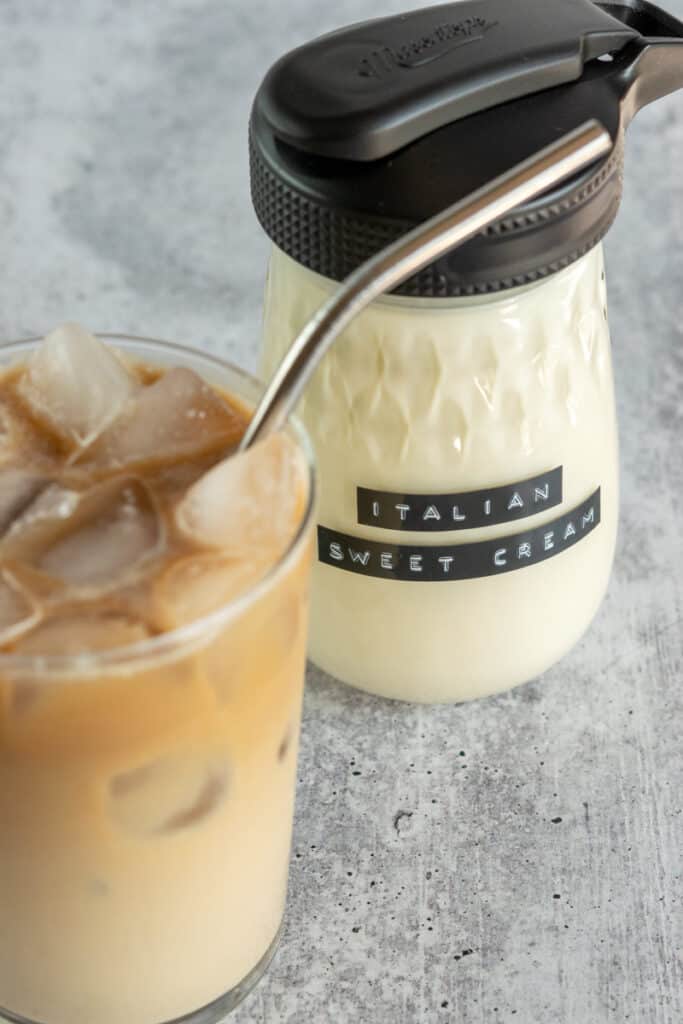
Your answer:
[271,242,605,313]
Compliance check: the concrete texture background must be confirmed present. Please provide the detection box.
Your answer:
[0,1,681,1022]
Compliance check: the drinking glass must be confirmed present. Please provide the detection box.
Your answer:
[0,337,316,1024]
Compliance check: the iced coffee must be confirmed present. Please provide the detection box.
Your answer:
[0,326,315,1024]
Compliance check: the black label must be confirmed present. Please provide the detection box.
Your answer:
[357,467,563,532]
[320,489,600,582]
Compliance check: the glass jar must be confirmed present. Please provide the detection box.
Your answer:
[250,0,683,702]
[261,243,617,703]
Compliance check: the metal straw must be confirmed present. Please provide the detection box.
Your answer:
[241,119,612,450]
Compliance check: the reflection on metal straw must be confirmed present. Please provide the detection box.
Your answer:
[241,120,612,450]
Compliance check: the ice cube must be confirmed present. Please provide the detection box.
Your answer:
[0,468,50,535]
[12,609,151,656]
[78,367,244,473]
[109,750,228,836]
[175,432,307,560]
[0,569,42,646]
[17,323,139,447]
[4,477,165,596]
[6,610,150,717]
[154,553,269,628]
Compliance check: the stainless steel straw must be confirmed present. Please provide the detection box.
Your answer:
[241,120,612,450]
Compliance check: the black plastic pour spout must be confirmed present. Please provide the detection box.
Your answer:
[250,0,683,296]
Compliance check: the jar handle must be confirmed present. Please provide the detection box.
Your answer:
[596,1,683,120]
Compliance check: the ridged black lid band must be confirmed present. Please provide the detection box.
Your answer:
[250,131,623,297]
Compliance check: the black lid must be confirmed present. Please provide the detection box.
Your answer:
[250,0,683,296]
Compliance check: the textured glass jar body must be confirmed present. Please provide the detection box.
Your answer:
[262,244,618,703]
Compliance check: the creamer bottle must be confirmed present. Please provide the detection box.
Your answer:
[250,0,683,703]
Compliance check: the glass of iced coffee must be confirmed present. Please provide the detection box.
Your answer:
[0,327,316,1024]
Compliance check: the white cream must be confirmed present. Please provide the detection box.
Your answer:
[262,244,618,703]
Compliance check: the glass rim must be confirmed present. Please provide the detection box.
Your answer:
[0,333,317,678]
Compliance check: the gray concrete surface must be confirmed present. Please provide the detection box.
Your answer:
[1,2,681,1022]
